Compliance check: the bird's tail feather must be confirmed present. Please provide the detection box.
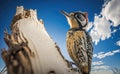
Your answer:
[79,62,89,74]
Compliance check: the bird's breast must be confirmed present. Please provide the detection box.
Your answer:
[66,30,87,62]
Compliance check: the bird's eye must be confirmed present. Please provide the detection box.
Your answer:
[75,14,85,21]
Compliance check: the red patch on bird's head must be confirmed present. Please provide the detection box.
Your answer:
[84,12,88,22]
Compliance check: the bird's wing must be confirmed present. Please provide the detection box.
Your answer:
[86,32,93,72]
[67,29,94,74]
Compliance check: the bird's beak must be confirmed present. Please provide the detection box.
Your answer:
[61,10,71,18]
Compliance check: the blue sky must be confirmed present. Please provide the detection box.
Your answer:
[0,0,120,73]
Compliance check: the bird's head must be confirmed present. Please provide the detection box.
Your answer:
[61,10,88,29]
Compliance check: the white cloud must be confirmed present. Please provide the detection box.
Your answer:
[93,54,97,57]
[93,49,120,59]
[92,61,104,66]
[101,0,120,26]
[91,70,113,74]
[90,28,100,45]
[116,40,120,46]
[87,22,93,31]
[113,49,120,53]
[111,29,117,34]
[90,15,111,45]
[92,65,110,70]
[91,61,112,74]
[90,0,120,45]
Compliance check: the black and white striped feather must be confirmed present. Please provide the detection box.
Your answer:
[66,28,93,74]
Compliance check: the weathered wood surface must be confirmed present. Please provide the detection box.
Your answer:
[1,6,80,74]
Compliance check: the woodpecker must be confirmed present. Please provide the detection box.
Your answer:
[61,11,93,74]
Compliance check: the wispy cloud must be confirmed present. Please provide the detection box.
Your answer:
[91,61,112,74]
[89,0,120,45]
[91,61,111,73]
[116,40,120,46]
[91,70,113,74]
[92,61,104,66]
[93,49,120,59]
[111,29,117,34]
[92,65,110,70]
